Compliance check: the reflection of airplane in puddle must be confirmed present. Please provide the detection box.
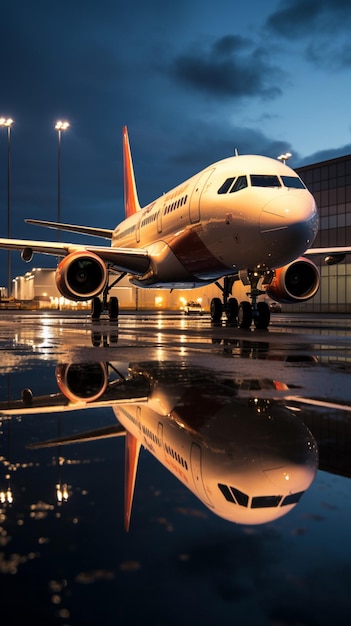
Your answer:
[0,362,318,529]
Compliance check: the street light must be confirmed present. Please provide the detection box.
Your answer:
[55,120,69,241]
[277,152,292,165]
[0,117,14,297]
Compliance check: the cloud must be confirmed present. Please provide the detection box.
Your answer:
[296,143,351,167]
[305,39,351,70]
[266,0,351,38]
[167,119,294,174]
[265,0,351,69]
[169,35,283,100]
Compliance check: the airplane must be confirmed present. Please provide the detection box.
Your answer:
[0,126,349,328]
[0,360,319,530]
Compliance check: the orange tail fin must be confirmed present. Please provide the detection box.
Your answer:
[123,126,141,218]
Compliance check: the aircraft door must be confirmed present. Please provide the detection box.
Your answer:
[157,422,163,451]
[190,442,213,507]
[136,217,141,243]
[157,207,162,233]
[189,169,214,224]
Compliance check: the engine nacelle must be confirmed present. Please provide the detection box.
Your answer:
[266,257,320,304]
[56,251,107,300]
[56,362,108,403]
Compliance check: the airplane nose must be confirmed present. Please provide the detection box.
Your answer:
[262,462,317,494]
[260,192,318,264]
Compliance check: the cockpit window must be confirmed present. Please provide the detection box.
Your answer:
[218,177,235,194]
[250,175,281,187]
[281,176,306,189]
[231,486,249,507]
[218,483,304,509]
[217,174,305,194]
[218,483,248,506]
[281,491,304,506]
[230,175,248,192]
[218,483,236,503]
[251,495,282,508]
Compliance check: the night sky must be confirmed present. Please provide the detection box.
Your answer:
[1,0,351,283]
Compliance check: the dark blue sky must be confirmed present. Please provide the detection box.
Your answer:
[1,0,351,283]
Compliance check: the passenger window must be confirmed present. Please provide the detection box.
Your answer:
[230,175,247,192]
[218,177,235,194]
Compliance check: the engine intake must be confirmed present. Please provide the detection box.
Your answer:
[56,251,107,300]
[266,257,320,304]
[56,362,108,403]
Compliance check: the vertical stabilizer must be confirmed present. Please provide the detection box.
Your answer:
[124,430,141,532]
[123,126,141,218]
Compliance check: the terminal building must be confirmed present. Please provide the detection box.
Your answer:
[294,153,351,314]
[7,153,351,313]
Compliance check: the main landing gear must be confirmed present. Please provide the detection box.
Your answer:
[210,271,271,330]
[91,295,119,321]
[91,271,126,321]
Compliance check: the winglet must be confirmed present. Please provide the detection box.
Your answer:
[124,430,141,532]
[123,126,141,218]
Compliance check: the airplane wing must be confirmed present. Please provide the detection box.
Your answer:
[305,246,351,256]
[27,423,127,448]
[25,219,114,240]
[0,392,149,416]
[304,246,351,265]
[0,237,150,275]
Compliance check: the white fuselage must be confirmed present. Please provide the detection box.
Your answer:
[112,155,318,288]
[113,375,318,525]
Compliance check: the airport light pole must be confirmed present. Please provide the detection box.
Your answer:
[0,117,14,297]
[55,120,69,241]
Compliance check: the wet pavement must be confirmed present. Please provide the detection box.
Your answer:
[0,310,351,626]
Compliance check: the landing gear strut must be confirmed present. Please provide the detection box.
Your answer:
[210,276,238,324]
[91,271,126,321]
[210,269,271,330]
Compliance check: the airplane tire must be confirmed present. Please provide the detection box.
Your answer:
[92,332,101,347]
[109,296,119,320]
[91,297,101,320]
[210,297,222,322]
[254,302,270,330]
[226,297,238,323]
[238,301,253,328]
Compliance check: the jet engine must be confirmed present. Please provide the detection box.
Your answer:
[56,362,109,403]
[265,257,320,304]
[56,251,107,300]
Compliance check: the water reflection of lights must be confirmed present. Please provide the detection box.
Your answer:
[37,318,57,348]
[157,318,163,330]
[56,423,70,503]
[13,317,58,353]
[56,483,69,503]
[179,335,187,356]
[156,334,166,361]
[0,416,14,504]
[0,486,13,504]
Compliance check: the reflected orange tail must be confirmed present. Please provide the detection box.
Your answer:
[124,430,141,532]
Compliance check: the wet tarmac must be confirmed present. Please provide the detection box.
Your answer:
[0,310,351,626]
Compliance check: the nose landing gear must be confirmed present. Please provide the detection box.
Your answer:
[211,269,271,330]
